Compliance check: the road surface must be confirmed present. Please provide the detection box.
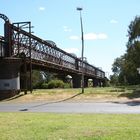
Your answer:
[0,101,140,113]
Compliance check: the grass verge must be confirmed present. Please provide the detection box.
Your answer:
[0,113,140,140]
[11,87,129,103]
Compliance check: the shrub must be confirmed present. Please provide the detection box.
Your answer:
[41,83,48,89]
[64,83,71,88]
[33,82,43,89]
[47,80,64,89]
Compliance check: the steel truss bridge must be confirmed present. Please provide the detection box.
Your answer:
[0,13,105,97]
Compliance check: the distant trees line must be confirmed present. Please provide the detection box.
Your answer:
[110,16,140,85]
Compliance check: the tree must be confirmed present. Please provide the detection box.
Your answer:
[128,16,140,43]
[112,56,125,75]
[111,55,127,85]
[32,70,44,88]
[111,16,140,85]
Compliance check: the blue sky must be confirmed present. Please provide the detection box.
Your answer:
[0,0,140,77]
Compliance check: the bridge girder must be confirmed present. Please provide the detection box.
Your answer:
[0,13,106,97]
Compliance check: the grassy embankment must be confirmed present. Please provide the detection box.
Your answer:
[11,85,140,102]
[1,86,140,140]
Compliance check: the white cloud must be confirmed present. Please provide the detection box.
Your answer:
[69,33,108,40]
[69,35,79,40]
[84,33,108,40]
[110,19,118,24]
[84,33,97,40]
[39,7,45,11]
[64,48,79,54]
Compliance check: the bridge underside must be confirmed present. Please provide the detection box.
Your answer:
[0,57,105,99]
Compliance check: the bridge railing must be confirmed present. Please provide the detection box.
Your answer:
[10,24,105,78]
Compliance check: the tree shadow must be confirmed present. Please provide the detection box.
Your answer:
[119,89,140,99]
[112,100,140,106]
[111,88,140,106]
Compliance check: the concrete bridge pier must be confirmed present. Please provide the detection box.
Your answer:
[84,76,88,88]
[93,78,105,87]
[72,74,81,88]
[93,78,99,87]
[0,58,21,99]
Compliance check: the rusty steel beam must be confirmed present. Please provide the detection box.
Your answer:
[10,23,105,79]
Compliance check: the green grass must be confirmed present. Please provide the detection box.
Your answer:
[17,86,140,102]
[0,113,140,140]
[33,87,126,96]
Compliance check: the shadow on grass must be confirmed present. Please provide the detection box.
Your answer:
[112,100,140,106]
[0,94,24,102]
[110,88,140,106]
[119,89,140,99]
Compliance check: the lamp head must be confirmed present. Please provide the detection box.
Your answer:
[77,7,83,11]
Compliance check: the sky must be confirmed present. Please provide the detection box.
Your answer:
[0,0,140,77]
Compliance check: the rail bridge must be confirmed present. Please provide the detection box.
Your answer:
[0,13,105,99]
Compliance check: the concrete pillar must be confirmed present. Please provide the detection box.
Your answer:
[93,78,99,87]
[20,60,28,94]
[72,74,81,88]
[102,80,106,87]
[84,77,88,88]
[98,80,102,87]
[0,58,21,99]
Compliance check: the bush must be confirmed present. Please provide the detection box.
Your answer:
[64,83,71,88]
[41,83,48,89]
[47,80,65,89]
[33,82,43,89]
[33,80,71,89]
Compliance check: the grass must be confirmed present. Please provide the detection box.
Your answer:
[33,87,124,95]
[6,86,139,103]
[0,113,140,140]
[32,86,136,96]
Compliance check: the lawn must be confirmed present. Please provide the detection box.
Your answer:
[15,86,131,103]
[0,113,140,140]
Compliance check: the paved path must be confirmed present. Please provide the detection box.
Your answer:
[0,101,140,113]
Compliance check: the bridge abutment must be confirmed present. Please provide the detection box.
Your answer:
[0,58,21,99]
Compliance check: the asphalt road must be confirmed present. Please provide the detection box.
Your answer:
[0,101,140,113]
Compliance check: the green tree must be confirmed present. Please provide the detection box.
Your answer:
[32,70,44,88]
[112,16,140,85]
[128,16,140,43]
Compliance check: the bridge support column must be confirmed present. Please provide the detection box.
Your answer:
[72,75,81,88]
[93,78,104,87]
[93,78,99,87]
[20,59,28,94]
[102,79,106,87]
[0,58,21,99]
[84,77,88,88]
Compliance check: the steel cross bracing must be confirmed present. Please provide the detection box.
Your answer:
[9,23,104,79]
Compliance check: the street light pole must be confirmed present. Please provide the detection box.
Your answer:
[77,7,84,93]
